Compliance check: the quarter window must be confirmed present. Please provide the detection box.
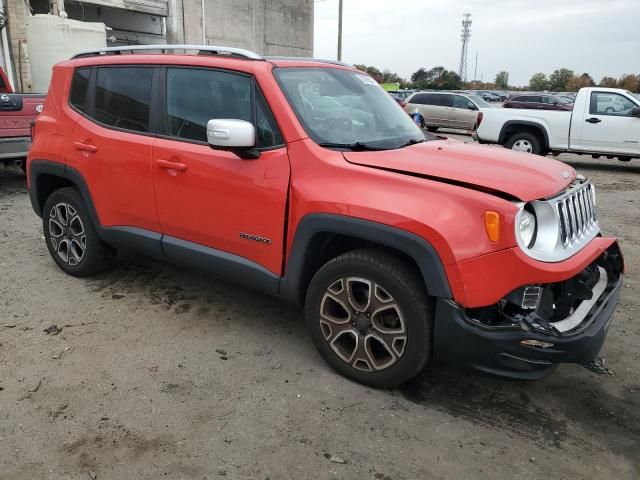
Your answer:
[94,67,153,132]
[69,68,91,113]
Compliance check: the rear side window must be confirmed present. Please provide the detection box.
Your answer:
[69,68,91,113]
[408,93,429,105]
[431,94,452,107]
[94,67,153,132]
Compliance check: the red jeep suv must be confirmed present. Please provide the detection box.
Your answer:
[27,45,623,387]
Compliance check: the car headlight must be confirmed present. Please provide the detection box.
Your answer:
[517,208,537,248]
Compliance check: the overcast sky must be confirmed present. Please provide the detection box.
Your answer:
[313,0,640,86]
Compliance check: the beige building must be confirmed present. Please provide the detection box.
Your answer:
[1,0,313,92]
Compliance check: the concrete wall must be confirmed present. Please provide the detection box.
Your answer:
[5,0,32,91]
[168,0,313,56]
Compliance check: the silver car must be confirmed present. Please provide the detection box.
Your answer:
[404,91,490,132]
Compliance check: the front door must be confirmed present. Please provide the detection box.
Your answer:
[152,67,290,275]
[572,91,640,155]
[450,95,477,130]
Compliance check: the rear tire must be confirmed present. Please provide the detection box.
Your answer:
[43,187,116,277]
[505,132,542,155]
[305,249,432,388]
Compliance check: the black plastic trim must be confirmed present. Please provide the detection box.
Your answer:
[279,213,451,304]
[498,120,550,150]
[162,235,280,295]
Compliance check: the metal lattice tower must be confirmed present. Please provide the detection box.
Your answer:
[458,13,472,82]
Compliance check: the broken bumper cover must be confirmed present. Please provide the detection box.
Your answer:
[434,244,623,380]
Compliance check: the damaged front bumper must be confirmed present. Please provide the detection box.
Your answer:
[434,243,624,380]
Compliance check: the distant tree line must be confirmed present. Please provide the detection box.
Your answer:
[353,64,640,93]
[528,69,640,92]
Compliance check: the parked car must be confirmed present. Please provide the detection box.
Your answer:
[471,91,503,102]
[475,87,640,161]
[28,45,624,387]
[504,94,573,111]
[0,68,45,171]
[404,91,487,131]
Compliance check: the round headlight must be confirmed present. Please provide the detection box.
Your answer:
[518,208,537,248]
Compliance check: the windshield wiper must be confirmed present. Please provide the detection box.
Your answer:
[392,138,426,149]
[318,142,389,151]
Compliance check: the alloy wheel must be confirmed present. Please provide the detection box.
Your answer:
[48,202,87,266]
[319,277,407,372]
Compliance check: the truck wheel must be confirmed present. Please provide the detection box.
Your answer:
[426,126,439,132]
[506,132,542,155]
[305,249,432,388]
[43,187,116,277]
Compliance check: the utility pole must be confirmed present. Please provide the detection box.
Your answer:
[458,13,472,82]
[473,52,478,88]
[337,0,343,61]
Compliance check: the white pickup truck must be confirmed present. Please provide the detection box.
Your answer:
[474,87,640,161]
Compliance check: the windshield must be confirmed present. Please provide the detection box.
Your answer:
[274,67,427,149]
[467,95,491,108]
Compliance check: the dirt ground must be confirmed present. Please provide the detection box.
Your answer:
[1,136,639,480]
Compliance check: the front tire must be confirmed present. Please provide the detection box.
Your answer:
[505,132,542,155]
[305,249,432,388]
[43,187,116,277]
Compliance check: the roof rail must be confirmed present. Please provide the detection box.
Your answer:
[72,44,263,60]
[265,56,352,67]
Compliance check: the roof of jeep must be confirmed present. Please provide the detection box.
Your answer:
[63,45,357,71]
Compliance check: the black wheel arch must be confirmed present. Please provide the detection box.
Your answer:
[279,214,452,305]
[498,121,549,151]
[29,160,101,228]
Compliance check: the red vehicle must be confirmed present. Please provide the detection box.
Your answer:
[27,46,623,387]
[0,67,45,170]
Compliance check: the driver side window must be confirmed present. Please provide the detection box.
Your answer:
[590,92,636,116]
[164,68,282,148]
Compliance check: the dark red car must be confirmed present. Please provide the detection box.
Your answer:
[504,94,573,111]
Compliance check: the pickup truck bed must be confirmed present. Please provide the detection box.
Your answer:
[0,93,45,164]
[475,87,640,161]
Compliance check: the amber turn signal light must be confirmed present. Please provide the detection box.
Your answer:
[485,211,500,242]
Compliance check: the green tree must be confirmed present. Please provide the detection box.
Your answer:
[566,73,595,92]
[548,68,575,91]
[410,66,462,90]
[599,76,618,88]
[494,71,510,89]
[528,72,549,91]
[618,74,640,92]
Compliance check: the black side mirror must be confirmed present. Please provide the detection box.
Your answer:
[631,107,640,117]
[468,104,477,110]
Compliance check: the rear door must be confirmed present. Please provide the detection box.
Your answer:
[67,66,160,232]
[450,94,477,130]
[572,91,640,155]
[425,93,452,127]
[152,66,290,275]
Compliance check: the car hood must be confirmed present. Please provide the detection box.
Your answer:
[343,139,575,202]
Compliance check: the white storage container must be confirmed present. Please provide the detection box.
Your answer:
[26,15,106,93]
